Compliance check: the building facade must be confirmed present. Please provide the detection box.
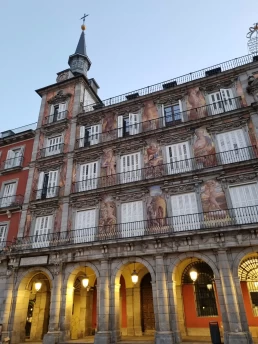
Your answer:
[1,26,258,344]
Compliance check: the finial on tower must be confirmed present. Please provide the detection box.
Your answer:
[81,13,89,31]
[247,22,258,55]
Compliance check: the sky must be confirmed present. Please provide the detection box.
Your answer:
[0,0,258,131]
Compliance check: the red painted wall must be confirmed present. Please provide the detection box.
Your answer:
[241,281,258,326]
[182,284,222,328]
[120,275,127,328]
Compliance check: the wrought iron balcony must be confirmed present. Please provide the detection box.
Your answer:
[0,156,24,172]
[77,97,242,148]
[82,52,257,112]
[39,143,64,158]
[72,146,258,193]
[0,195,24,210]
[32,186,60,201]
[9,205,258,250]
[43,111,68,125]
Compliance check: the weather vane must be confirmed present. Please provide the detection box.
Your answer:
[247,22,258,55]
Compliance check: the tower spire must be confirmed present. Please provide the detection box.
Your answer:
[68,15,91,77]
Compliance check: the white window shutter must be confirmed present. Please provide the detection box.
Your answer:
[0,225,7,244]
[79,126,85,148]
[166,142,191,174]
[129,113,140,135]
[117,115,123,137]
[75,209,96,243]
[178,100,184,122]
[217,129,248,164]
[17,147,24,166]
[209,91,223,115]
[5,150,15,169]
[220,88,237,112]
[49,105,54,123]
[120,152,141,183]
[47,170,58,198]
[36,171,45,199]
[79,162,98,190]
[1,183,15,207]
[90,125,100,145]
[121,201,144,237]
[58,103,66,120]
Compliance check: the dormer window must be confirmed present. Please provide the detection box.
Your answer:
[117,113,141,138]
[49,103,67,123]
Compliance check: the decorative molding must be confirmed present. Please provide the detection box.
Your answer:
[247,76,258,96]
[115,189,148,202]
[36,154,65,168]
[158,132,192,145]
[218,172,257,186]
[70,196,101,208]
[203,79,235,93]
[56,72,69,83]
[162,180,201,195]
[41,121,68,136]
[208,119,249,133]
[29,203,58,216]
[114,140,145,155]
[78,113,104,127]
[74,149,103,164]
[48,90,72,105]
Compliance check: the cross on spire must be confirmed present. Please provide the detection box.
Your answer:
[80,13,89,25]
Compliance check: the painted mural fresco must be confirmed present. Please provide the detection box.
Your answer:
[102,113,117,141]
[236,78,248,107]
[146,186,167,230]
[142,100,160,132]
[98,195,117,239]
[101,148,116,186]
[193,127,217,167]
[200,180,229,222]
[186,87,208,120]
[54,205,63,233]
[143,139,164,179]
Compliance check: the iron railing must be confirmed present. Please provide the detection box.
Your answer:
[82,53,257,112]
[9,205,258,250]
[0,195,24,209]
[76,97,242,148]
[32,186,60,201]
[0,156,24,171]
[43,110,68,125]
[39,143,64,158]
[72,146,258,193]
[0,123,37,138]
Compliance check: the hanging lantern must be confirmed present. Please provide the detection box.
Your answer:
[131,270,138,284]
[82,276,89,288]
[254,281,258,289]
[34,281,42,292]
[207,283,213,291]
[189,268,198,282]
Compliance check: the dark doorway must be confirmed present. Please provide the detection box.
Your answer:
[140,273,155,333]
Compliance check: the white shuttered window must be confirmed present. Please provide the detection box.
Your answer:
[33,216,52,248]
[229,183,258,224]
[120,152,141,183]
[1,182,16,207]
[166,142,191,174]
[209,88,236,115]
[46,136,63,156]
[5,148,23,169]
[171,192,200,231]
[121,201,144,237]
[47,171,59,198]
[79,125,100,147]
[0,224,7,246]
[79,162,98,191]
[217,129,249,164]
[129,113,140,135]
[75,209,96,243]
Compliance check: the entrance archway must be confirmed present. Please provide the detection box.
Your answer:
[140,273,155,334]
[12,270,51,343]
[238,254,258,339]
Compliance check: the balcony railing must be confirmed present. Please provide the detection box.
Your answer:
[0,122,37,139]
[32,186,60,201]
[82,53,257,112]
[9,205,258,250]
[0,156,24,171]
[39,143,64,158]
[72,146,258,193]
[0,195,24,209]
[43,110,68,125]
[77,97,242,148]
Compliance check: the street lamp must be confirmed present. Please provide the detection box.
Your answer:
[82,266,89,288]
[131,262,138,284]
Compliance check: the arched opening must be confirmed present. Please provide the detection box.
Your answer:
[114,261,155,342]
[239,254,258,339]
[173,258,222,342]
[12,270,51,344]
[64,265,97,340]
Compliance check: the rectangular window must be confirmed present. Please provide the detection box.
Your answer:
[217,129,249,164]
[79,125,100,147]
[121,201,144,237]
[171,192,200,231]
[120,152,141,183]
[75,209,96,243]
[46,136,63,156]
[4,148,23,169]
[36,170,59,199]
[49,102,67,123]
[209,88,236,115]
[118,113,141,138]
[79,162,98,191]
[166,142,191,174]
[1,182,16,208]
[33,215,52,248]
[0,224,7,246]
[163,104,181,126]
[229,183,258,224]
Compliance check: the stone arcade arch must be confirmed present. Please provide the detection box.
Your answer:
[11,267,53,344]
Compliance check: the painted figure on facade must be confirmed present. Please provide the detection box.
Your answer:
[102,113,117,141]
[147,186,167,229]
[99,196,117,238]
[144,139,163,178]
[142,100,160,131]
[201,180,228,220]
[101,148,116,186]
[193,127,217,167]
[186,87,207,120]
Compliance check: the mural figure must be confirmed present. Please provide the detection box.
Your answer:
[143,139,163,179]
[99,196,117,238]
[102,113,117,141]
[142,101,160,132]
[193,127,217,167]
[101,148,116,186]
[186,87,207,120]
[147,186,167,229]
[201,180,228,221]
